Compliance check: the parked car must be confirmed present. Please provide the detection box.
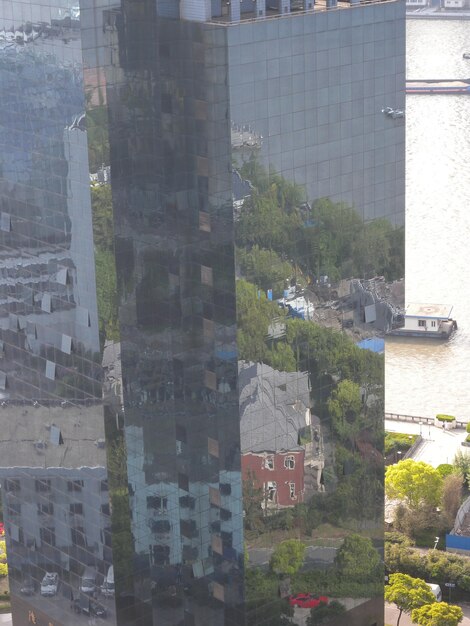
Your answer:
[73,595,107,618]
[40,572,59,596]
[288,593,328,609]
[100,565,114,597]
[20,577,36,595]
[427,583,442,602]
[80,567,97,595]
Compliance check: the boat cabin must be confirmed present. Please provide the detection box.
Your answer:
[398,303,457,338]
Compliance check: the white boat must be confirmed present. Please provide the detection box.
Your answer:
[388,303,457,339]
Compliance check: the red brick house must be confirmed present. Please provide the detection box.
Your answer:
[239,362,311,510]
[242,449,305,508]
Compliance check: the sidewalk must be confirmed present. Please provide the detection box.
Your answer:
[385,419,467,467]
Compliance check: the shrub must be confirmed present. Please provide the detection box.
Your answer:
[385,531,414,547]
[270,539,305,575]
[436,464,454,479]
[292,569,382,599]
[307,600,346,625]
[385,432,417,456]
[436,414,456,423]
[466,422,470,434]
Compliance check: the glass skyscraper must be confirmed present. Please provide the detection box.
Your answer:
[0,0,405,623]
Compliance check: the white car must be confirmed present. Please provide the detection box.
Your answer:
[40,572,59,596]
[100,565,114,597]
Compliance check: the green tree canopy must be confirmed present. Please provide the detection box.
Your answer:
[306,600,346,625]
[352,218,392,278]
[453,450,470,489]
[269,539,305,576]
[236,279,296,370]
[0,540,7,577]
[236,279,280,363]
[237,245,294,297]
[436,464,455,480]
[384,573,436,626]
[411,601,463,626]
[385,459,443,510]
[334,534,381,581]
[327,380,362,442]
[91,183,114,251]
[441,473,464,528]
[235,159,404,283]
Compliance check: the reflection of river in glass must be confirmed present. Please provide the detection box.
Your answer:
[385,19,470,420]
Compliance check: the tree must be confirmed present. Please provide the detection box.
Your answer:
[307,600,346,625]
[269,539,305,576]
[0,540,7,577]
[385,541,426,581]
[385,459,443,510]
[393,502,442,541]
[91,184,119,344]
[236,279,296,371]
[236,279,281,363]
[327,380,362,442]
[237,245,294,297]
[91,183,114,252]
[384,573,436,626]
[441,473,464,528]
[411,602,463,626]
[334,534,381,581]
[352,218,392,279]
[453,450,470,489]
[245,567,295,626]
[243,470,264,531]
[437,464,455,480]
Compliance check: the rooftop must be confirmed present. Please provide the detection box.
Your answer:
[405,303,454,319]
[0,403,107,469]
[208,0,397,25]
[239,361,310,453]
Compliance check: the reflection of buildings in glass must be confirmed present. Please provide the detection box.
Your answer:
[240,362,323,509]
[0,403,116,625]
[0,9,116,626]
[1,0,404,622]
[126,424,242,567]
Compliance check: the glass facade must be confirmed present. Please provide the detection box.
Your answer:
[0,0,405,624]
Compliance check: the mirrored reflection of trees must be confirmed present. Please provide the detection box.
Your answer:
[236,158,398,615]
[86,105,110,174]
[91,184,119,346]
[236,156,404,285]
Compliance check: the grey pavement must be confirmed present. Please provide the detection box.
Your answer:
[386,602,470,626]
[0,615,11,625]
[385,419,467,467]
[248,546,337,568]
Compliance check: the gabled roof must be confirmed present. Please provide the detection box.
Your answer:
[239,361,310,454]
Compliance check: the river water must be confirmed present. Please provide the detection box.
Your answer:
[385,19,470,420]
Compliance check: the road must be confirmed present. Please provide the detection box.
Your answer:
[385,419,467,467]
[248,546,338,568]
[386,602,470,626]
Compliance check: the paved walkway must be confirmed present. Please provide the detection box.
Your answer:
[385,419,467,467]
